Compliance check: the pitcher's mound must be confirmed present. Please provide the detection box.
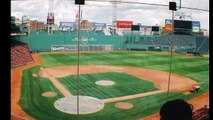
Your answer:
[42,92,57,97]
[115,102,133,110]
[54,96,104,114]
[95,80,115,86]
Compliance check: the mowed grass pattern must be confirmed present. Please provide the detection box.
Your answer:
[40,52,209,89]
[40,52,209,90]
[58,72,158,99]
[19,51,209,120]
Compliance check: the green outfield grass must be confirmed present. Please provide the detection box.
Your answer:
[20,51,209,120]
[58,72,158,99]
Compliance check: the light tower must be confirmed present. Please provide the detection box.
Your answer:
[75,10,82,30]
[47,0,54,34]
[111,0,121,35]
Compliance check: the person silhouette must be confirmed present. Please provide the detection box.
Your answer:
[160,99,193,120]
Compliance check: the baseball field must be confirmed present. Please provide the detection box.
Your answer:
[11,51,209,120]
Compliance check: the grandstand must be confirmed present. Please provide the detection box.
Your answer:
[181,35,196,46]
[193,36,209,54]
[170,35,189,47]
[121,34,209,55]
[152,36,169,46]
[137,38,154,45]
[11,16,34,67]
[192,106,209,120]
[195,37,209,54]
[11,39,34,67]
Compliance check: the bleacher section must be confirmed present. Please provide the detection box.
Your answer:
[181,35,196,47]
[124,34,208,55]
[194,37,209,55]
[137,38,154,45]
[152,36,169,46]
[170,35,190,47]
[11,40,34,67]
[195,36,205,48]
[176,47,196,54]
[192,106,209,120]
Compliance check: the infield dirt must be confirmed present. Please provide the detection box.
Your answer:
[39,65,198,92]
[11,53,209,120]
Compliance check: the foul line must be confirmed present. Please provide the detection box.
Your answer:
[11,113,26,120]
[48,77,72,96]
[102,90,164,103]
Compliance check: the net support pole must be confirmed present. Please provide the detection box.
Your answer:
[76,4,81,120]
[166,2,175,100]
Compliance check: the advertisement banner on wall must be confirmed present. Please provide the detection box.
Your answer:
[165,24,172,31]
[192,21,200,32]
[116,21,133,28]
[140,26,152,31]
[91,23,107,29]
[59,22,76,28]
[165,19,172,31]
[51,45,65,52]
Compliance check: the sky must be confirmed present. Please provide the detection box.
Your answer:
[11,0,209,30]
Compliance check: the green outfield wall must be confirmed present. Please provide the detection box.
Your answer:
[18,30,167,52]
[18,30,208,53]
[19,30,125,51]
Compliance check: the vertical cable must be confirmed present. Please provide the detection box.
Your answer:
[76,4,81,120]
[166,35,173,100]
[166,8,174,100]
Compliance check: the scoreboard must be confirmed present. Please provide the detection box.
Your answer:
[174,20,192,30]
[173,20,193,34]
[165,19,200,34]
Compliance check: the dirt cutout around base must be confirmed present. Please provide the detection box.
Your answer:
[32,74,38,77]
[54,96,104,114]
[115,102,133,110]
[42,92,57,97]
[95,80,115,86]
[183,91,192,95]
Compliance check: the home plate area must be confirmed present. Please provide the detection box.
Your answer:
[54,96,104,114]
